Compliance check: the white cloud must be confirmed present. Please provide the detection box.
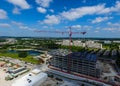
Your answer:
[96,27,100,30]
[43,26,48,28]
[19,25,37,31]
[112,1,120,11]
[49,9,54,13]
[92,17,112,23]
[42,15,60,25]
[104,22,120,32]
[98,7,111,14]
[94,30,99,33]
[35,0,52,8]
[60,1,120,21]
[39,1,120,25]
[7,0,30,9]
[19,26,29,29]
[103,28,115,31]
[60,4,105,20]
[11,21,23,26]
[107,22,112,25]
[107,22,120,27]
[12,7,21,14]
[0,23,10,28]
[0,9,7,19]
[37,7,47,13]
[82,25,92,31]
[71,25,81,29]
[11,21,36,31]
[97,1,120,14]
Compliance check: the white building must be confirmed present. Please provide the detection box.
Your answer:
[6,38,17,44]
[104,41,111,44]
[73,40,85,47]
[61,40,102,49]
[85,41,102,49]
[62,40,70,46]
[11,69,47,86]
[62,40,85,47]
[113,41,120,43]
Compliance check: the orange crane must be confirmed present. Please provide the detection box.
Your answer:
[34,26,87,73]
[34,26,86,46]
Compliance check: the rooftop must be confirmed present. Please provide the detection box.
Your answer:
[11,69,47,86]
[67,52,97,62]
[49,49,97,62]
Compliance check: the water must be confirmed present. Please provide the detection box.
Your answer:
[28,50,40,56]
[7,50,41,56]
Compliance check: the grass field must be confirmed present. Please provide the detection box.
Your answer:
[0,53,40,64]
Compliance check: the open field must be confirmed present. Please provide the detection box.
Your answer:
[0,53,39,64]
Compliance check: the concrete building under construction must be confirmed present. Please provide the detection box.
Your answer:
[49,49,101,78]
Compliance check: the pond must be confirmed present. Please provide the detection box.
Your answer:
[7,50,41,56]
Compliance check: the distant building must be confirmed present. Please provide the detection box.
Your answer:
[85,41,102,49]
[113,41,120,43]
[61,40,102,48]
[73,40,85,47]
[0,38,17,45]
[62,40,70,46]
[104,41,111,44]
[49,49,101,78]
[6,38,17,44]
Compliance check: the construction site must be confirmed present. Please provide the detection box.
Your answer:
[48,49,120,86]
[35,27,120,86]
[49,49,101,78]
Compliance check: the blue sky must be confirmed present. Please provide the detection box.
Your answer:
[0,0,120,38]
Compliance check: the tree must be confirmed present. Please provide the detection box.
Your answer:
[18,51,28,58]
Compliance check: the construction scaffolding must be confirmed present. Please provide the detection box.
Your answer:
[49,49,101,78]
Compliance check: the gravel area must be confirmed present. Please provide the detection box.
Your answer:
[0,68,14,86]
[0,68,29,86]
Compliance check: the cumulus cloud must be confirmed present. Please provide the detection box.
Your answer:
[11,21,23,26]
[0,23,11,28]
[92,17,112,23]
[19,26,36,31]
[7,0,30,9]
[35,0,52,8]
[11,21,36,31]
[103,28,115,31]
[83,25,92,29]
[43,26,48,28]
[11,21,28,29]
[37,7,47,13]
[12,7,21,14]
[42,15,60,25]
[71,25,81,29]
[60,1,120,21]
[19,26,29,29]
[94,30,99,33]
[107,22,120,27]
[0,9,8,19]
[97,1,120,14]
[49,9,54,13]
[40,1,120,25]
[102,21,120,32]
[60,4,105,20]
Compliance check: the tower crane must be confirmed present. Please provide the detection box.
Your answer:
[34,26,87,73]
